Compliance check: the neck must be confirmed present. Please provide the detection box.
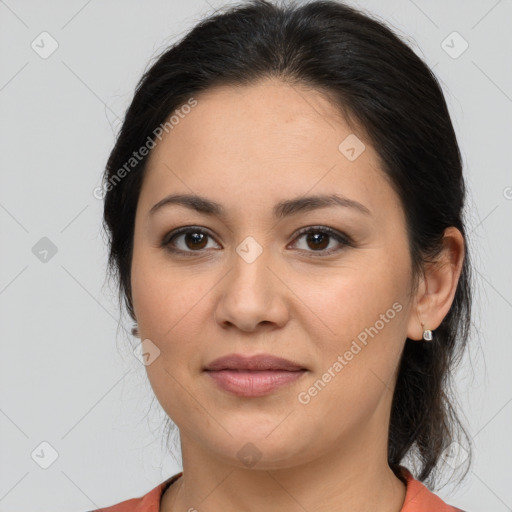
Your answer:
[162,436,407,512]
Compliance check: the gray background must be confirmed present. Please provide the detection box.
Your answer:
[1,0,511,511]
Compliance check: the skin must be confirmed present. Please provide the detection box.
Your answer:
[130,78,465,512]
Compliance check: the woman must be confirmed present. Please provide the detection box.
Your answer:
[93,0,473,510]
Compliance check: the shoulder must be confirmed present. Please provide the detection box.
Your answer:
[86,472,183,512]
[398,465,468,512]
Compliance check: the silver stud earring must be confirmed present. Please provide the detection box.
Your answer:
[421,321,433,341]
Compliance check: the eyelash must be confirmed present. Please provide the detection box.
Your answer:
[161,225,353,258]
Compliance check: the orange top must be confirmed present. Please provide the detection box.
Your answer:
[91,465,466,512]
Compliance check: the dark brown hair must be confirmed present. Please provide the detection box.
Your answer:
[101,0,474,489]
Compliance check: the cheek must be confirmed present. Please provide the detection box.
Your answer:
[295,278,407,436]
[131,245,208,340]
[309,261,406,339]
[130,253,213,424]
[303,253,410,388]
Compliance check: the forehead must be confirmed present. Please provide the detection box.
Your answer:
[163,79,356,155]
[139,79,397,221]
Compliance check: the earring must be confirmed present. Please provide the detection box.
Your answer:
[421,321,433,341]
[131,323,139,337]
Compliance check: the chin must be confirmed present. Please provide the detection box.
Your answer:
[205,427,313,470]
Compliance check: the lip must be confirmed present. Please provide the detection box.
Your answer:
[204,353,307,372]
[203,353,308,397]
[205,369,307,397]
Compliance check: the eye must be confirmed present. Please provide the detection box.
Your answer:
[161,225,353,257]
[289,226,352,257]
[161,226,220,255]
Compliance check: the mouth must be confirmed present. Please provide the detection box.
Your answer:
[203,353,308,397]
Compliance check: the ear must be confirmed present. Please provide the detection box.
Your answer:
[406,227,465,341]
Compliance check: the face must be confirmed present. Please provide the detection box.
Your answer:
[130,79,417,470]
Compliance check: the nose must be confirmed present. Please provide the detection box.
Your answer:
[214,244,290,333]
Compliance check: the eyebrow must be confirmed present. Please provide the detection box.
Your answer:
[149,193,371,219]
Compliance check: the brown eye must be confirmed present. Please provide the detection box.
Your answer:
[290,226,352,257]
[162,227,220,254]
[162,225,352,258]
